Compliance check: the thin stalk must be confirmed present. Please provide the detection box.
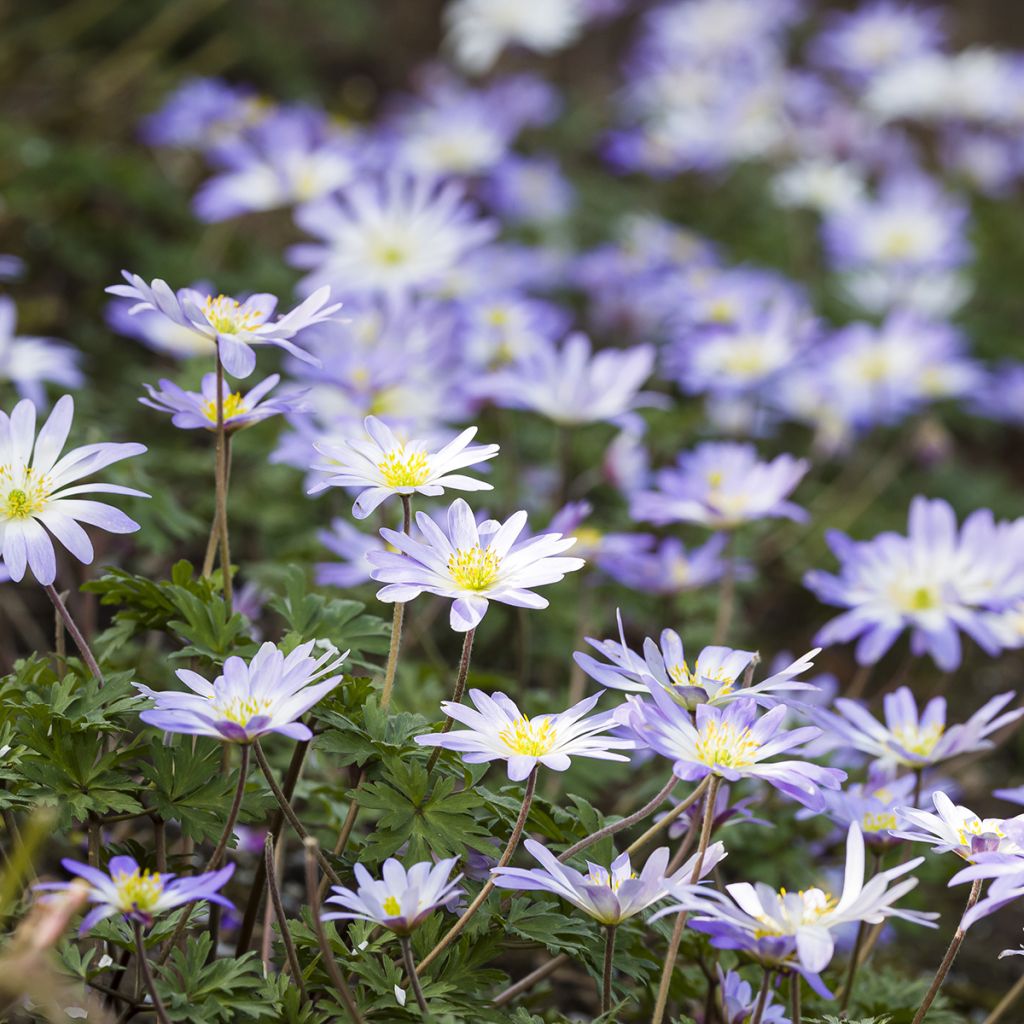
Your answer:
[236,739,310,954]
[207,744,250,870]
[380,495,412,710]
[750,969,775,1024]
[601,924,617,1016]
[133,921,172,1024]
[212,354,233,609]
[790,974,801,1024]
[839,848,882,1010]
[54,590,67,679]
[650,775,721,1024]
[984,973,1024,1024]
[559,774,685,863]
[625,775,711,858]
[265,834,308,1003]
[253,740,341,886]
[847,662,873,700]
[911,879,982,1024]
[711,536,736,645]
[418,767,538,974]
[303,839,365,1023]
[400,936,430,1016]
[44,584,103,684]
[154,818,167,874]
[492,954,570,1007]
[425,627,476,775]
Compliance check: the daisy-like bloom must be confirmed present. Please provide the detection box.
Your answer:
[140,76,264,150]
[322,857,462,935]
[771,158,866,214]
[105,273,341,379]
[949,849,1024,931]
[35,856,234,933]
[892,792,1024,862]
[575,612,819,711]
[140,373,305,432]
[811,770,921,850]
[660,824,935,997]
[597,535,730,597]
[804,497,1024,669]
[290,174,496,301]
[630,442,808,529]
[368,497,584,632]
[717,967,789,1024]
[0,297,82,407]
[315,518,385,589]
[492,839,726,925]
[624,698,845,811]
[0,397,147,585]
[135,639,346,744]
[308,416,499,520]
[414,689,633,781]
[811,687,1023,771]
[445,0,587,74]
[476,333,658,427]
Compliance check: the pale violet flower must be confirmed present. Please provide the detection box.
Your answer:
[771,159,866,214]
[811,686,1023,771]
[445,0,587,74]
[135,640,346,744]
[949,853,1024,932]
[805,497,1022,669]
[414,690,633,781]
[368,497,584,632]
[661,823,935,997]
[0,297,82,406]
[492,839,725,924]
[106,273,341,378]
[0,396,147,585]
[290,174,496,300]
[322,857,462,935]
[308,416,499,519]
[476,333,657,427]
[892,792,1024,862]
[575,611,819,710]
[630,442,808,529]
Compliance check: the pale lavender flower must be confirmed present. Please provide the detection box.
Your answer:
[315,518,385,589]
[492,839,725,924]
[322,857,462,935]
[971,362,1024,426]
[805,497,1023,669]
[484,155,575,224]
[597,535,731,597]
[660,782,770,841]
[414,689,633,781]
[892,792,1024,862]
[811,770,920,849]
[308,416,498,519]
[576,612,819,711]
[811,686,1023,771]
[630,442,808,529]
[0,396,147,585]
[106,273,341,378]
[36,856,234,933]
[0,255,25,281]
[476,332,657,427]
[368,497,584,632]
[660,824,935,997]
[290,174,496,300]
[141,77,262,149]
[135,640,346,744]
[0,297,82,406]
[717,966,789,1024]
[949,852,1024,931]
[140,373,304,432]
[623,698,845,811]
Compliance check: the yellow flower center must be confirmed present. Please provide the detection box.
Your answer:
[202,392,249,425]
[485,306,511,327]
[370,240,408,267]
[499,715,557,757]
[891,722,944,757]
[114,869,165,913]
[879,227,919,260]
[752,888,837,937]
[382,895,402,917]
[1,467,50,520]
[862,811,898,833]
[212,695,274,728]
[889,581,941,614]
[668,661,735,696]
[587,868,637,892]
[202,294,262,334]
[694,719,759,769]
[448,546,502,591]
[956,816,1005,850]
[707,299,736,323]
[572,526,603,550]
[378,448,432,488]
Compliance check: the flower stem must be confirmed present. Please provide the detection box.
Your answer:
[839,848,882,1011]
[601,924,617,1015]
[44,584,103,684]
[253,740,341,886]
[212,353,233,610]
[624,775,711,858]
[911,879,982,1024]
[492,954,570,1007]
[400,935,430,1016]
[207,743,250,870]
[133,921,172,1024]
[418,766,538,974]
[650,775,721,1024]
[559,774,688,863]
[984,973,1024,1024]
[380,495,412,711]
[750,969,775,1024]
[790,973,802,1024]
[303,838,365,1023]
[265,834,308,1003]
[425,627,476,774]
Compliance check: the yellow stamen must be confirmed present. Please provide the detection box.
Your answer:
[382,895,402,917]
[202,392,249,424]
[891,722,944,757]
[378,448,431,488]
[862,811,898,833]
[114,868,164,912]
[499,715,557,756]
[694,719,759,768]
[448,546,502,591]
[1,466,50,520]
[202,294,262,334]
